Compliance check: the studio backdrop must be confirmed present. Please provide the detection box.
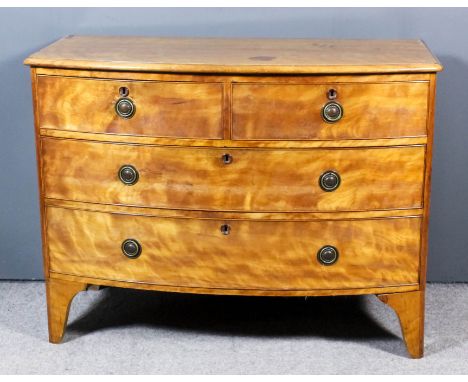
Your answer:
[0,7,466,281]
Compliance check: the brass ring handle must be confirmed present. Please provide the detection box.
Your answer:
[317,245,339,266]
[319,170,341,192]
[115,98,135,119]
[121,239,142,259]
[322,101,343,123]
[118,165,139,186]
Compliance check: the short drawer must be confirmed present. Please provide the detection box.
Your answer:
[46,207,421,290]
[232,81,429,140]
[36,75,224,139]
[41,138,425,212]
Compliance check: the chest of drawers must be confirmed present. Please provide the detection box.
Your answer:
[25,36,442,357]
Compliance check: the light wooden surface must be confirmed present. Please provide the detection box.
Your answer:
[46,206,421,291]
[232,81,428,140]
[35,67,433,82]
[419,73,437,288]
[36,72,430,142]
[377,290,425,358]
[41,138,425,212]
[24,36,442,74]
[37,75,224,139]
[30,68,51,279]
[46,278,87,343]
[40,128,428,149]
[26,37,440,354]
[44,198,423,222]
[51,272,419,297]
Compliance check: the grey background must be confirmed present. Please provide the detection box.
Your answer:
[0,8,466,281]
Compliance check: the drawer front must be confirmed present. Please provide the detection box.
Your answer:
[232,82,428,140]
[46,207,421,290]
[42,138,425,212]
[36,76,224,139]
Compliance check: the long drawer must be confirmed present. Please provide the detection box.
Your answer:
[41,138,425,212]
[46,207,421,290]
[36,75,224,139]
[232,81,429,140]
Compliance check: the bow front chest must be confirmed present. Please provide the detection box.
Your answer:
[25,36,442,357]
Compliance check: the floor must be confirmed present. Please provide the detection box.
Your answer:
[0,282,467,374]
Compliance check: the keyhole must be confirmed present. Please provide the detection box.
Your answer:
[119,87,129,97]
[327,88,337,100]
[222,153,233,164]
[220,224,231,235]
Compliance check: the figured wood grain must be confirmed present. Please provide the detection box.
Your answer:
[232,82,428,140]
[377,291,425,358]
[40,128,428,148]
[51,272,419,297]
[24,36,442,74]
[26,37,441,354]
[46,278,87,343]
[419,74,437,287]
[46,206,421,291]
[34,67,432,83]
[29,68,51,278]
[45,198,423,222]
[36,75,224,139]
[41,138,425,212]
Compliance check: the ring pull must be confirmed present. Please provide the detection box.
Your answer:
[115,97,135,119]
[121,239,142,259]
[317,245,339,266]
[118,165,139,186]
[319,171,341,192]
[322,102,343,123]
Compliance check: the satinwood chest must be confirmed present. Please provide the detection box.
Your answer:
[25,36,442,357]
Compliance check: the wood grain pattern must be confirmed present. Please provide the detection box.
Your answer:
[377,290,425,358]
[24,36,442,74]
[46,206,421,291]
[232,82,428,140]
[41,138,425,212]
[45,198,423,222]
[25,37,441,354]
[51,272,419,297]
[29,68,51,278]
[46,278,87,343]
[36,75,224,139]
[34,67,432,83]
[40,127,428,149]
[419,74,437,287]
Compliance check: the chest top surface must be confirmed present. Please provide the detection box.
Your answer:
[24,35,442,74]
